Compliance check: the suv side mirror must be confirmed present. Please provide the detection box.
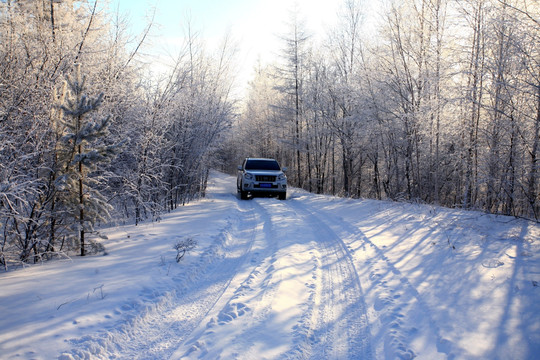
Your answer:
[237,165,243,171]
[282,167,287,172]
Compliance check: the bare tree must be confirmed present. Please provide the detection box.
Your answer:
[275,6,311,188]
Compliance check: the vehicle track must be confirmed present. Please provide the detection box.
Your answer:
[68,190,376,359]
[153,199,265,359]
[170,199,281,359]
[307,200,457,359]
[64,195,264,360]
[174,196,375,359]
[286,199,373,359]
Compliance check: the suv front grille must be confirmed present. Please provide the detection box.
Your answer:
[256,175,276,182]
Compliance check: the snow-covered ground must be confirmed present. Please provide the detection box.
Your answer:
[1,171,539,359]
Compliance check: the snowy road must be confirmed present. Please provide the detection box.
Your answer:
[1,172,539,359]
[170,188,373,359]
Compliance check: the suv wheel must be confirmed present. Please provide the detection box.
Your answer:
[278,192,286,200]
[240,190,249,200]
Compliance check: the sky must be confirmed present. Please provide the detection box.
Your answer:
[107,0,345,95]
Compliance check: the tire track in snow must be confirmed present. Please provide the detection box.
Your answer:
[177,198,330,359]
[170,199,281,359]
[157,199,264,358]
[311,204,457,359]
[285,199,373,359]
[63,195,263,360]
[219,200,286,358]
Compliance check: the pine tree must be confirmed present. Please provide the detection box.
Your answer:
[55,64,123,256]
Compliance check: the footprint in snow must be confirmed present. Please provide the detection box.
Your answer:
[481,259,504,268]
[217,303,250,325]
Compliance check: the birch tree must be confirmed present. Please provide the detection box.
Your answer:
[275,8,311,188]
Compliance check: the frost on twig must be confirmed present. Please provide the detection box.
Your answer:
[174,238,197,263]
[93,284,105,299]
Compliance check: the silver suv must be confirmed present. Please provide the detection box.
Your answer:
[237,158,287,200]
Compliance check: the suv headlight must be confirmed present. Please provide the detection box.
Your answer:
[277,173,286,181]
[244,173,254,180]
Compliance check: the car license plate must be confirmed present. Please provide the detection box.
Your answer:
[260,183,272,188]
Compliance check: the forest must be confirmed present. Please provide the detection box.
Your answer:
[1,0,539,268]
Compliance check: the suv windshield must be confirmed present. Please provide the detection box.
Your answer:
[245,159,280,171]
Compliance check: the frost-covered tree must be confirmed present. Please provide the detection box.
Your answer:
[325,0,368,197]
[0,0,237,268]
[275,7,311,188]
[55,64,123,256]
[229,0,539,220]
[0,0,146,266]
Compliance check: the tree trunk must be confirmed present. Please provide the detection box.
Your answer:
[463,0,485,209]
[79,142,85,257]
[49,0,56,42]
[529,79,540,219]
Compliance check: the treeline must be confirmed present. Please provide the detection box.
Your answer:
[2,0,538,268]
[229,0,539,220]
[0,0,235,268]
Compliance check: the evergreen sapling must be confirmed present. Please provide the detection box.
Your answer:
[55,64,124,256]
